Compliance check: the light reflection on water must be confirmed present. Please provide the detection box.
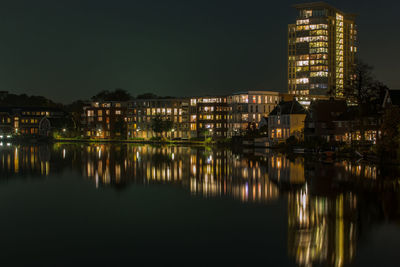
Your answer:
[0,143,399,266]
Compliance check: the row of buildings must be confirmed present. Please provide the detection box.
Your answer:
[1,2,398,144]
[82,91,282,140]
[267,89,400,145]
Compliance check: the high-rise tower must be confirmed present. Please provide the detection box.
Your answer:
[288,2,357,96]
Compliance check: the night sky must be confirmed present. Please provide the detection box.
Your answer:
[0,0,399,103]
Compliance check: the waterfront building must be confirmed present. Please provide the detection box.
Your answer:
[227,91,281,136]
[304,98,347,142]
[0,106,71,136]
[127,98,190,139]
[82,101,128,139]
[268,100,307,143]
[332,107,380,144]
[189,96,229,139]
[288,2,357,96]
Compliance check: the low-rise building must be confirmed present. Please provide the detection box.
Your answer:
[0,106,71,137]
[332,107,381,144]
[228,91,281,136]
[268,100,307,143]
[190,96,229,139]
[82,101,128,139]
[304,99,347,142]
[127,98,190,139]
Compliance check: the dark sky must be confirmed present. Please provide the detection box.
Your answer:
[0,0,399,103]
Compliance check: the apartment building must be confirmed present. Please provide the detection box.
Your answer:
[288,2,357,96]
[268,100,307,143]
[227,91,281,136]
[82,101,128,139]
[0,106,71,136]
[127,98,190,139]
[189,96,229,139]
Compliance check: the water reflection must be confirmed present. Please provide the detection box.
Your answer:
[288,188,358,266]
[0,144,399,266]
[79,145,280,203]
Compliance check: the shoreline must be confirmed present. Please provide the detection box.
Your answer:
[6,137,399,165]
[52,138,219,146]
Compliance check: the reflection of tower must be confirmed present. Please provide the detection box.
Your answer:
[287,188,358,266]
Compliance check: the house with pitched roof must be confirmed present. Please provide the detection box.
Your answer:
[268,100,307,144]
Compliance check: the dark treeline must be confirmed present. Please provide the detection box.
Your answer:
[0,89,176,112]
[0,92,63,108]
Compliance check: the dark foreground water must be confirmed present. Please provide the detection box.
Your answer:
[0,143,399,266]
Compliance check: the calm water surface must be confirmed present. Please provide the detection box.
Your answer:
[0,143,399,266]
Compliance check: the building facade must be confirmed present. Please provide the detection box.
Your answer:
[227,91,281,136]
[268,101,307,143]
[189,96,229,139]
[288,2,357,96]
[127,98,190,139]
[82,101,128,139]
[304,99,347,141]
[0,106,71,137]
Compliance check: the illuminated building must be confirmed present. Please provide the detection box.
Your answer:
[127,98,190,139]
[0,106,70,136]
[332,106,380,144]
[268,100,307,143]
[190,96,229,139]
[227,91,281,136]
[83,101,128,139]
[288,2,357,97]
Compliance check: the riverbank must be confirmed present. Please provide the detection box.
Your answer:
[52,137,232,147]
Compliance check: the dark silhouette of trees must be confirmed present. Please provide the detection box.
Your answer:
[379,106,400,159]
[0,92,61,107]
[151,115,173,137]
[343,60,386,107]
[136,93,159,99]
[245,122,258,137]
[136,93,175,99]
[113,117,127,138]
[91,89,131,101]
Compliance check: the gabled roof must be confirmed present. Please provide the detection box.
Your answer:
[387,90,400,106]
[269,101,307,116]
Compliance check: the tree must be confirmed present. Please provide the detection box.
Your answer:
[136,93,159,99]
[245,122,258,137]
[342,60,388,142]
[0,92,61,108]
[91,89,131,101]
[151,115,173,137]
[113,117,127,138]
[343,60,379,106]
[379,106,400,159]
